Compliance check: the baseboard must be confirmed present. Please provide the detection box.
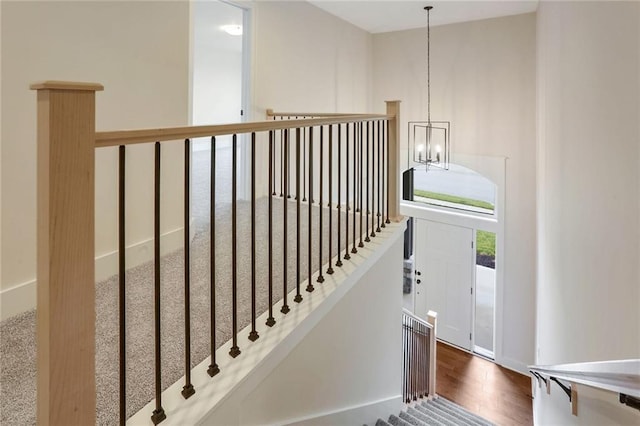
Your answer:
[284,395,403,426]
[0,222,194,322]
[0,279,37,321]
[95,221,195,282]
[497,356,530,376]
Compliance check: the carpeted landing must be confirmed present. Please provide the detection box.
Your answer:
[374,397,495,426]
[0,195,380,425]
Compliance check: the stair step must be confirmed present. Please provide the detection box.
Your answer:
[407,406,446,426]
[425,399,486,426]
[434,398,493,426]
[399,410,428,426]
[388,414,413,426]
[414,402,459,426]
[375,396,494,426]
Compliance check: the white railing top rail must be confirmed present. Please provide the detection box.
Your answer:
[402,308,434,329]
[529,359,640,398]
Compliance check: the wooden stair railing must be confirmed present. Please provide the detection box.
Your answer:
[31,81,401,425]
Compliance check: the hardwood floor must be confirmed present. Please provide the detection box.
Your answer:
[435,342,533,425]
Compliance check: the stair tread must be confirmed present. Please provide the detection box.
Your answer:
[414,402,460,426]
[388,414,413,426]
[434,398,494,426]
[407,405,447,426]
[399,410,428,426]
[375,419,393,426]
[428,399,491,426]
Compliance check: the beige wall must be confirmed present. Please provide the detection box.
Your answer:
[373,13,537,371]
[202,235,404,426]
[1,1,190,299]
[250,0,374,199]
[535,1,639,423]
[0,0,375,316]
[251,0,372,116]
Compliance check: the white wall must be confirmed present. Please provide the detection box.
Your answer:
[1,1,189,312]
[0,0,375,317]
[251,0,372,116]
[250,0,374,199]
[202,235,404,426]
[373,13,537,372]
[535,1,640,423]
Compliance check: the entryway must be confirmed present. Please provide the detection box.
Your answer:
[413,218,496,358]
[191,0,249,210]
[414,219,474,351]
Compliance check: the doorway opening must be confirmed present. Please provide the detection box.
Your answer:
[191,0,249,216]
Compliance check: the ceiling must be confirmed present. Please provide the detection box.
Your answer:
[193,0,243,52]
[308,1,538,34]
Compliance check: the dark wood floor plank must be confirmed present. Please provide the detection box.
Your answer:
[435,342,533,426]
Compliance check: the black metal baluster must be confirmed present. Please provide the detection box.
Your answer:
[249,133,259,341]
[344,123,350,261]
[118,145,126,426]
[303,126,307,202]
[294,128,303,303]
[280,125,284,197]
[281,129,291,314]
[327,125,334,275]
[307,127,315,293]
[266,132,276,327]
[336,124,343,268]
[287,122,291,199]
[365,122,371,243]
[208,137,220,376]
[409,319,414,401]
[407,318,412,402]
[229,134,241,358]
[403,318,408,403]
[182,139,195,399]
[385,120,390,224]
[426,327,431,396]
[272,116,276,196]
[418,323,423,398]
[377,121,382,233]
[317,126,325,284]
[151,142,166,425]
[351,122,358,254]
[371,122,376,238]
[359,122,364,248]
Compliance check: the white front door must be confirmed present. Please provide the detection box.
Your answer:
[415,219,474,350]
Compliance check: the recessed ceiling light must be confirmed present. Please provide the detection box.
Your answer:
[221,25,242,36]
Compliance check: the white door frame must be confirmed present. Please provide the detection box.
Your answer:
[402,154,506,365]
[188,0,253,200]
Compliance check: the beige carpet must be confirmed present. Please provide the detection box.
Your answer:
[0,147,383,425]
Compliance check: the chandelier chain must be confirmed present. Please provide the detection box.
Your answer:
[427,6,431,124]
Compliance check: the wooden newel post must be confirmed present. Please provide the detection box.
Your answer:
[385,100,402,222]
[31,81,103,425]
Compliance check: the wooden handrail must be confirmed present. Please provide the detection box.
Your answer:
[266,108,373,118]
[95,115,391,148]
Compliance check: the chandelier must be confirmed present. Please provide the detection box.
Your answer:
[409,5,450,171]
